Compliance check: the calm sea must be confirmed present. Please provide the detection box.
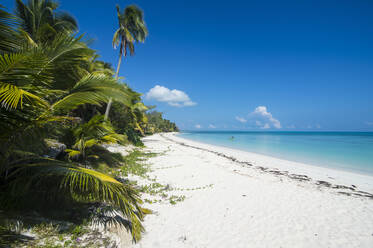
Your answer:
[178,131,373,175]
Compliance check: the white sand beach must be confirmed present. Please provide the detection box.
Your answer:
[131,133,373,248]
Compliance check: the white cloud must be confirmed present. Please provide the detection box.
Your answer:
[195,124,202,129]
[261,123,270,129]
[209,124,216,129]
[252,106,281,129]
[235,116,247,123]
[255,120,262,126]
[145,85,196,107]
[183,101,197,106]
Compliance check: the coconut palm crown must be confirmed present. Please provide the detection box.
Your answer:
[15,0,78,42]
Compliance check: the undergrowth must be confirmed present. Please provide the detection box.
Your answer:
[0,147,213,247]
[0,221,114,248]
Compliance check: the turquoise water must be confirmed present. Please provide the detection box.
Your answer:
[178,131,373,175]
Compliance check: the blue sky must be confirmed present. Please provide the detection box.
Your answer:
[4,0,373,131]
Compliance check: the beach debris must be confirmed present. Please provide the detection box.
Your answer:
[178,235,187,242]
[352,191,373,199]
[289,174,311,181]
[332,184,356,191]
[316,180,332,187]
[338,192,351,196]
[164,184,170,190]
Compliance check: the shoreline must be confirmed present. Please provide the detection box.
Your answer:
[132,133,373,248]
[177,132,373,177]
[168,132,373,194]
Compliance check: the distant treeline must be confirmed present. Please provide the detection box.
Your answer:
[145,111,179,134]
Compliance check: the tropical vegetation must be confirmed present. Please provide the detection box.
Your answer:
[145,110,179,134]
[0,0,178,245]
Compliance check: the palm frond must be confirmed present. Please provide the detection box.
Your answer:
[0,51,52,109]
[112,28,121,48]
[15,0,78,42]
[0,82,47,110]
[51,74,131,111]
[38,33,94,89]
[123,5,148,43]
[3,158,144,241]
[54,12,78,32]
[113,4,148,56]
[0,5,21,53]
[0,52,52,88]
[19,29,38,48]
[65,148,81,158]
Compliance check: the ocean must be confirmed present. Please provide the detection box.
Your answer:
[178,131,373,175]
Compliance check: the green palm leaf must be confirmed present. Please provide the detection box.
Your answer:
[0,5,21,53]
[0,82,47,109]
[0,52,51,87]
[52,74,131,111]
[0,52,51,109]
[15,0,78,43]
[5,158,144,241]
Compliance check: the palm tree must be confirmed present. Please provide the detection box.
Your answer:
[104,4,148,120]
[0,3,161,241]
[15,0,78,43]
[0,27,143,241]
[66,114,127,162]
[88,55,115,77]
[0,58,144,242]
[0,5,21,54]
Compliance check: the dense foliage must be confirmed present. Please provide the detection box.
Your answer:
[0,0,178,243]
[145,111,179,134]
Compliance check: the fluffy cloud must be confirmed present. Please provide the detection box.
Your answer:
[261,123,270,129]
[256,120,269,129]
[209,124,216,129]
[252,106,281,129]
[145,85,196,107]
[195,124,202,129]
[235,116,247,123]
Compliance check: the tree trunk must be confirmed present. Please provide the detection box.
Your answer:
[104,51,122,120]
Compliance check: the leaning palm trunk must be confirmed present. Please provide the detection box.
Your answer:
[104,51,122,120]
[104,4,148,120]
